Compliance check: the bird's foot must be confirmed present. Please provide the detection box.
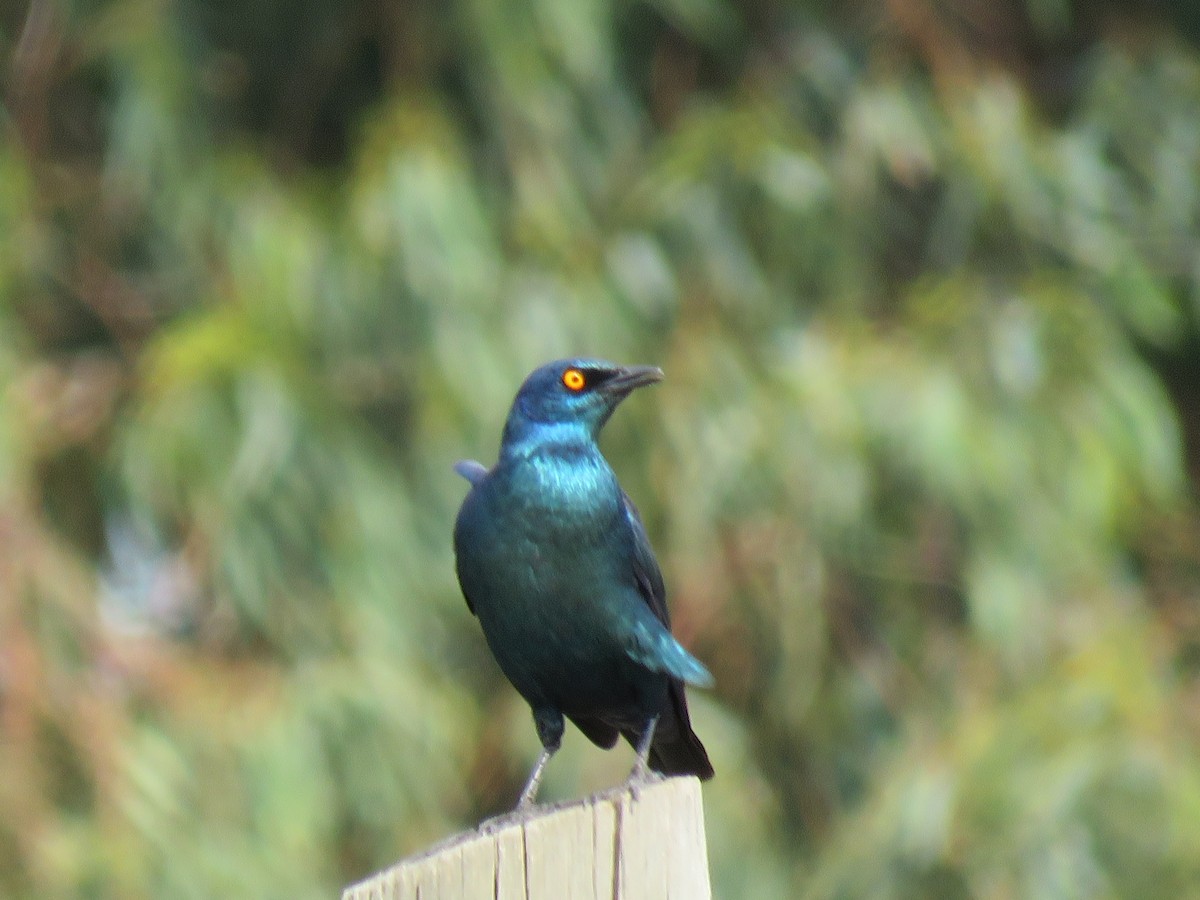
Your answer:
[624,760,665,803]
[624,714,663,802]
[477,804,539,835]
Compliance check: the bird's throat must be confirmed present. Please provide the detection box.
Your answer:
[502,443,622,531]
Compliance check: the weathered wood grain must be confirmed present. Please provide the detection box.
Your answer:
[342,777,710,900]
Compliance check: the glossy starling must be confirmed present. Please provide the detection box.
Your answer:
[453,359,713,807]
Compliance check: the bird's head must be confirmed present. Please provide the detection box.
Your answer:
[501,358,664,452]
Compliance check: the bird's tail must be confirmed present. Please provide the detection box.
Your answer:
[646,680,714,780]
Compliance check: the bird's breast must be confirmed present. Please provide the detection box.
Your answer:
[454,447,644,709]
[506,449,622,530]
[464,448,628,604]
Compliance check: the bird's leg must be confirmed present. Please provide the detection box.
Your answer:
[477,750,553,834]
[626,715,663,797]
[478,711,562,832]
[515,746,553,810]
[631,715,659,779]
[513,707,564,810]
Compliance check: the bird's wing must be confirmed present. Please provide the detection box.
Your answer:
[454,459,489,484]
[622,491,669,628]
[453,459,489,616]
[622,491,714,688]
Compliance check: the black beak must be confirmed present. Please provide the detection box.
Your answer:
[601,365,664,396]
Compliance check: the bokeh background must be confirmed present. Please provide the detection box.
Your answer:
[4,0,1200,897]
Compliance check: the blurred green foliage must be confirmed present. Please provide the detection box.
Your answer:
[3,0,1200,896]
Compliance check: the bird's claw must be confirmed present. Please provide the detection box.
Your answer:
[625,762,665,802]
[477,806,538,835]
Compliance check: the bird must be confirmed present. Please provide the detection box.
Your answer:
[453,358,714,808]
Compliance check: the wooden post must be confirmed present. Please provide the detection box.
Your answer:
[342,776,711,900]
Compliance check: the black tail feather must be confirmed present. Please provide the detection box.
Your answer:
[638,680,714,780]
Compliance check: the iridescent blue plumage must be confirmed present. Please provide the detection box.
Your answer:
[453,358,714,807]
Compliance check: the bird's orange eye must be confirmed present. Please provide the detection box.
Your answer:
[561,368,586,392]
